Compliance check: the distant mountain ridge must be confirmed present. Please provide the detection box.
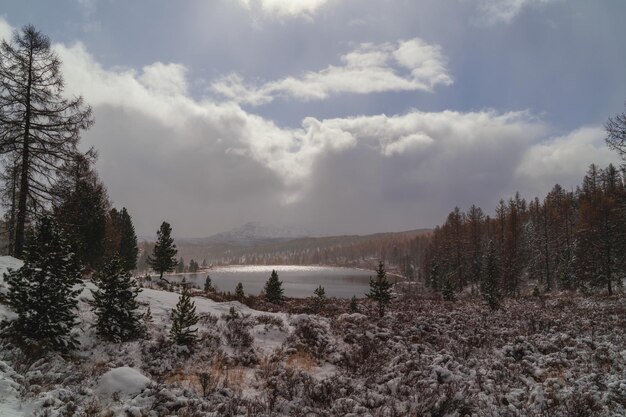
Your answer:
[177,222,316,246]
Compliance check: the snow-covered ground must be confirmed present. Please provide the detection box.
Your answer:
[0,256,625,416]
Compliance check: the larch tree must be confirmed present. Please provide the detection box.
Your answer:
[605,102,626,161]
[481,240,501,311]
[0,25,93,257]
[1,216,82,352]
[147,221,178,281]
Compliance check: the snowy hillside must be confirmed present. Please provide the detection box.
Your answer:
[0,256,624,416]
[183,222,314,246]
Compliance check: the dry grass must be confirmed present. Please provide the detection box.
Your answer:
[286,349,316,373]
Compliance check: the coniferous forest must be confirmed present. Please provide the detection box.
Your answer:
[0,5,626,417]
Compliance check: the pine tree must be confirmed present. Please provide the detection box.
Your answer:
[349,295,359,313]
[481,240,501,310]
[442,278,455,302]
[313,285,326,312]
[367,261,393,318]
[0,25,93,258]
[264,269,284,304]
[118,208,138,272]
[1,216,82,352]
[91,256,145,342]
[147,222,178,281]
[204,275,215,293]
[170,280,199,347]
[235,282,244,301]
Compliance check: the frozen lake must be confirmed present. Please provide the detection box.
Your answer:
[163,265,394,298]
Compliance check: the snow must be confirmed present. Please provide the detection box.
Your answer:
[1,253,624,416]
[0,256,23,294]
[95,367,151,398]
[0,361,32,417]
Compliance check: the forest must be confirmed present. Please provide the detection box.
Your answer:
[0,17,625,417]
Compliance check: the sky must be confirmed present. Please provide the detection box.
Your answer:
[0,0,624,238]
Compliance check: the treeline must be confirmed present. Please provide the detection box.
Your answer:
[423,163,626,296]
[182,230,431,274]
[0,25,138,271]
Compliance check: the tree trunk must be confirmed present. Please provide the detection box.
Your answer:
[14,49,33,258]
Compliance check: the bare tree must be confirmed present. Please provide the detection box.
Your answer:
[0,25,93,257]
[605,103,626,161]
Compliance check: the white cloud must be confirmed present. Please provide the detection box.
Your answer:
[476,0,556,24]
[0,17,13,41]
[212,38,453,105]
[0,16,611,236]
[515,126,620,191]
[238,0,336,18]
[52,39,604,235]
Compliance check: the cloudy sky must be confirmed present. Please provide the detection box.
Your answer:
[0,0,624,237]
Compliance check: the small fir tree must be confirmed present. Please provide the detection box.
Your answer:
[147,221,178,281]
[367,261,393,318]
[442,279,455,302]
[170,280,199,347]
[481,240,501,311]
[2,216,82,352]
[235,282,245,301]
[91,256,145,342]
[264,269,284,304]
[313,285,326,312]
[204,275,215,293]
[349,295,359,313]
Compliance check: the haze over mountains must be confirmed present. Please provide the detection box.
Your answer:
[150,222,431,270]
[179,222,317,246]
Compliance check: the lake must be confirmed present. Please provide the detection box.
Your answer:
[163,265,390,298]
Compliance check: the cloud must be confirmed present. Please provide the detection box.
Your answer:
[237,0,337,18]
[0,17,13,41]
[475,0,556,24]
[51,40,609,235]
[0,16,613,236]
[515,126,620,192]
[212,38,453,105]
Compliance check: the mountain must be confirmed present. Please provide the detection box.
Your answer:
[179,222,315,246]
[166,227,432,271]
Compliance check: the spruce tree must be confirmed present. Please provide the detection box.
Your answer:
[264,269,284,304]
[118,208,138,272]
[313,285,326,312]
[204,275,215,293]
[91,256,144,342]
[481,240,501,310]
[147,222,178,281]
[442,279,455,301]
[53,151,108,269]
[2,216,82,352]
[235,282,245,301]
[349,295,359,313]
[170,280,199,347]
[367,261,393,318]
